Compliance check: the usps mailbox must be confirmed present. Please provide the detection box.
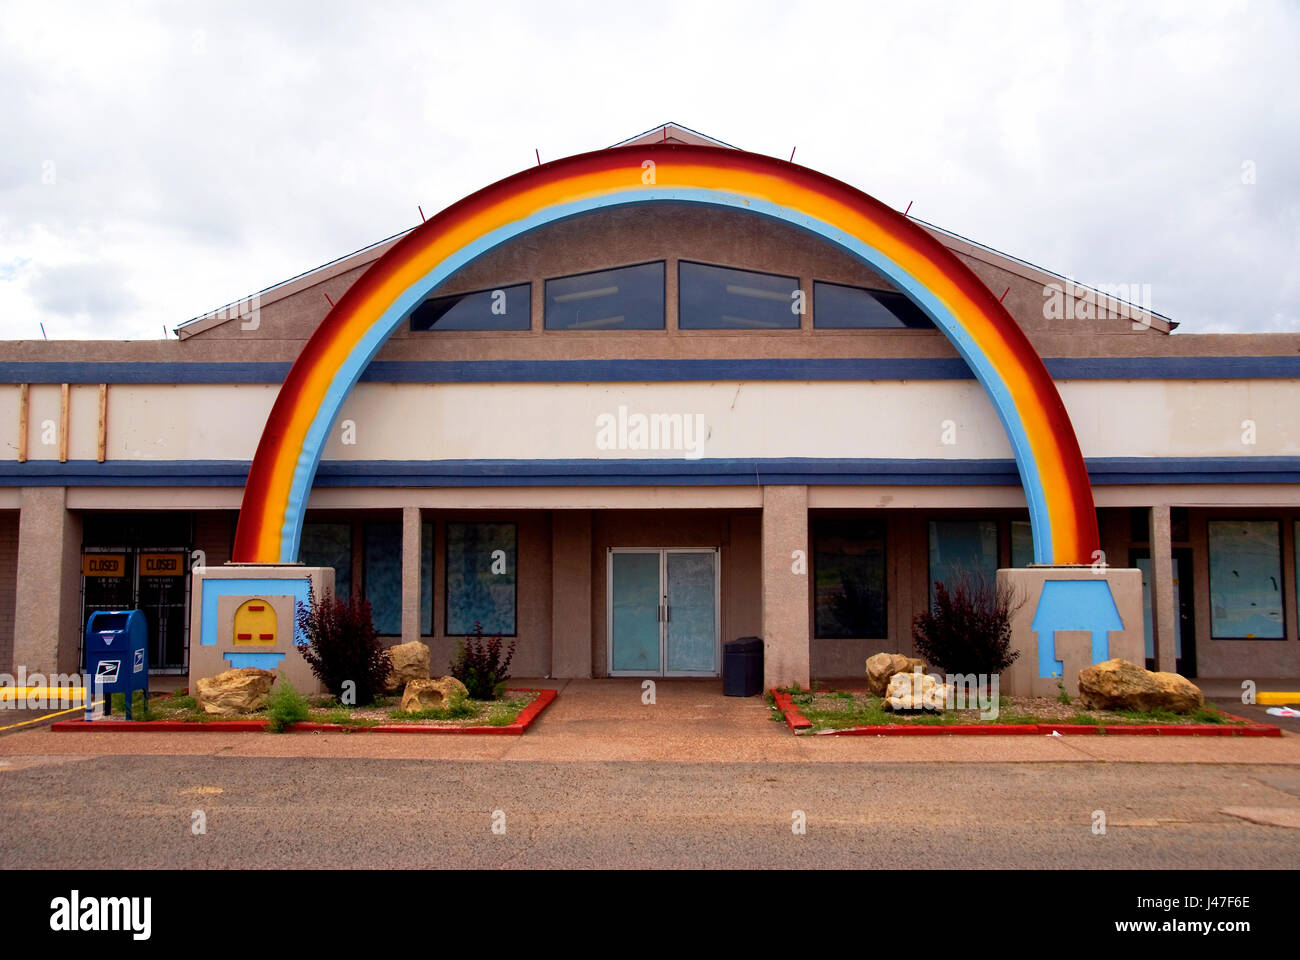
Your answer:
[84,610,149,719]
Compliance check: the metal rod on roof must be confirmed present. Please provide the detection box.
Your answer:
[789,146,796,162]
[535,148,541,166]
[418,205,425,222]
[904,201,913,218]
[40,322,47,340]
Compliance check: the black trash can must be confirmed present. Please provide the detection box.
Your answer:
[723,636,764,697]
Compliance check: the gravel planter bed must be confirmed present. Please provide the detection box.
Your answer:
[770,689,1280,737]
[51,689,555,735]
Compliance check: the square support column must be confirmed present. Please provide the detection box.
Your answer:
[550,510,592,678]
[1149,505,1178,673]
[401,506,422,644]
[14,487,82,675]
[762,485,810,689]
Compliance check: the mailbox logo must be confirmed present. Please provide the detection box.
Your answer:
[134,648,144,674]
[96,660,120,683]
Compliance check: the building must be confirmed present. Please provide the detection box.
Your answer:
[2,123,1298,688]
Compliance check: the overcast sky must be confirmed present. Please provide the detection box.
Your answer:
[1,0,1296,340]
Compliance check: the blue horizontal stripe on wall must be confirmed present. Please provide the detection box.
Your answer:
[4,457,1300,487]
[3,355,1300,384]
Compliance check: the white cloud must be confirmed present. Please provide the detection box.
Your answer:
[0,0,1297,338]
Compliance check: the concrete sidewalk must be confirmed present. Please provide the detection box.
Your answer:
[0,677,1297,765]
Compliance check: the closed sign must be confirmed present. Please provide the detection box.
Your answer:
[139,553,185,577]
[82,555,126,577]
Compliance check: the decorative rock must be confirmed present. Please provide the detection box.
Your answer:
[195,667,276,715]
[400,675,469,712]
[1078,658,1204,714]
[865,652,927,696]
[384,640,431,693]
[882,670,951,711]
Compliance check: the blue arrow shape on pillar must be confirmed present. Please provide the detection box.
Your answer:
[1030,580,1124,678]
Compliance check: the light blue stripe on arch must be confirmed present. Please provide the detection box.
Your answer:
[198,577,311,646]
[279,188,1052,564]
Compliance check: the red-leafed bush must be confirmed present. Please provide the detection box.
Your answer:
[295,588,391,705]
[450,621,516,700]
[912,573,1023,676]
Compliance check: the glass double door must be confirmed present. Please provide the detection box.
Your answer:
[608,548,719,677]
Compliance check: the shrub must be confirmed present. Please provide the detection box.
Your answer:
[912,573,1023,676]
[295,588,391,706]
[450,621,516,700]
[266,675,310,733]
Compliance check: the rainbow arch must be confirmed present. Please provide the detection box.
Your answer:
[233,144,1099,566]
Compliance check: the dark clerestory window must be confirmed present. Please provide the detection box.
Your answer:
[409,282,531,331]
[678,261,802,330]
[545,262,665,330]
[813,280,934,329]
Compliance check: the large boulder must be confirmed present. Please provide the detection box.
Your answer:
[400,676,469,712]
[865,652,927,696]
[882,670,950,711]
[384,640,431,693]
[195,667,276,715]
[1078,658,1204,714]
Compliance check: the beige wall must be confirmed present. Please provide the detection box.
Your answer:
[6,377,1299,465]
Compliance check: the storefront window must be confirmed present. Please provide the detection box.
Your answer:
[300,522,352,601]
[421,521,433,636]
[813,280,934,329]
[363,521,402,636]
[1010,520,1034,568]
[445,522,517,636]
[409,282,530,331]
[545,262,664,330]
[928,519,999,604]
[678,261,800,329]
[1208,520,1284,638]
[813,517,886,639]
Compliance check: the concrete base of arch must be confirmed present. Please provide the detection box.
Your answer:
[188,563,335,697]
[998,566,1144,698]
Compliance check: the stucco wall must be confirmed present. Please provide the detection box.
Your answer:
[0,511,17,674]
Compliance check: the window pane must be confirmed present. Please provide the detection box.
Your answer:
[363,521,402,636]
[1010,520,1034,568]
[545,262,664,330]
[409,282,530,331]
[420,521,433,636]
[678,261,800,330]
[813,280,934,329]
[300,522,351,601]
[813,518,886,639]
[445,522,517,635]
[1208,520,1283,639]
[928,519,998,604]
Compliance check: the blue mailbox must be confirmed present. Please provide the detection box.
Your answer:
[84,610,149,719]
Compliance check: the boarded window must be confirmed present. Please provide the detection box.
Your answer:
[1208,520,1284,639]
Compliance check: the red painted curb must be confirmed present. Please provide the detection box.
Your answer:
[770,690,811,732]
[49,688,557,736]
[772,690,1283,738]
